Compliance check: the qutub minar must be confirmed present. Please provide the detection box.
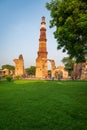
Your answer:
[35,16,48,78]
[35,17,68,79]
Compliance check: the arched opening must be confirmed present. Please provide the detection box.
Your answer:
[47,59,56,79]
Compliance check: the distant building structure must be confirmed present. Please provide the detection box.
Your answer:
[0,68,14,77]
[2,68,10,75]
[0,69,4,77]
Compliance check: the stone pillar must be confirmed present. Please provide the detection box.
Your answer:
[49,60,56,78]
[13,54,25,76]
[81,61,87,80]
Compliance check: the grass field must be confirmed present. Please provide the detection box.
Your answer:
[0,80,87,130]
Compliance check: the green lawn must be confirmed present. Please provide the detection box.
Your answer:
[0,80,87,130]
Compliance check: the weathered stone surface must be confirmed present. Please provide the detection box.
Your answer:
[81,61,87,80]
[13,54,25,76]
[55,66,68,79]
[36,17,48,78]
[48,59,56,78]
[0,69,14,77]
[73,62,87,80]
[73,63,82,79]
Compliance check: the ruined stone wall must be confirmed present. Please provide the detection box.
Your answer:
[81,62,87,80]
[13,54,25,76]
[55,66,68,79]
[36,58,48,78]
[73,62,87,80]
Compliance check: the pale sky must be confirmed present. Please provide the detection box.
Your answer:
[0,0,67,69]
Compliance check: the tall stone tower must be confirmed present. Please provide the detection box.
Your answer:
[36,16,48,78]
[13,54,25,76]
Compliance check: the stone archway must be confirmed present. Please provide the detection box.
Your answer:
[36,58,56,79]
[42,58,56,78]
[47,59,56,78]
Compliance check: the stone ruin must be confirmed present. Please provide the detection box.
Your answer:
[12,16,86,80]
[12,17,68,79]
[55,66,68,79]
[81,61,87,80]
[13,54,25,76]
[73,62,87,80]
[0,69,14,77]
[35,16,69,79]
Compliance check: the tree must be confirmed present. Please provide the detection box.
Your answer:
[61,57,75,76]
[5,75,13,82]
[2,64,15,70]
[46,0,87,63]
[26,66,36,76]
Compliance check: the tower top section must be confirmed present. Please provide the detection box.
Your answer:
[41,16,46,29]
[39,16,47,42]
[19,54,23,60]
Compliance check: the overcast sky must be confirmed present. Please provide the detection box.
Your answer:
[0,0,67,69]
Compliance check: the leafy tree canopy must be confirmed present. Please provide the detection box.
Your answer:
[26,66,36,75]
[61,57,75,75]
[2,64,15,70]
[46,0,87,63]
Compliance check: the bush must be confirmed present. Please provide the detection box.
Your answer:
[5,75,13,82]
[15,75,20,80]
